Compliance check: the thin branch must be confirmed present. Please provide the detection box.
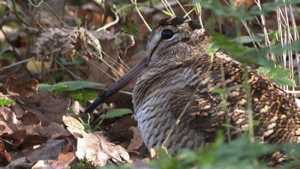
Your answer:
[0,58,34,72]
[131,0,152,32]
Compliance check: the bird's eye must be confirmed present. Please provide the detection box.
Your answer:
[161,29,174,40]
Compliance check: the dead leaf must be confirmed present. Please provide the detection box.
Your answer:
[234,0,255,9]
[65,3,113,28]
[31,152,75,169]
[13,91,70,126]
[0,79,73,167]
[20,111,41,125]
[0,140,11,165]
[10,129,48,149]
[62,115,85,138]
[4,157,33,169]
[50,152,75,169]
[234,0,274,10]
[31,160,54,169]
[0,107,19,136]
[127,127,144,153]
[21,134,48,149]
[27,137,76,169]
[4,77,39,99]
[26,60,52,74]
[10,129,26,142]
[76,131,130,166]
[104,115,136,149]
[63,116,131,166]
[26,139,67,162]
[35,122,71,139]
[70,101,82,115]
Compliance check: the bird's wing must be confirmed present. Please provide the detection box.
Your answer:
[169,53,300,143]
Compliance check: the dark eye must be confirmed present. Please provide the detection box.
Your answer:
[161,29,174,40]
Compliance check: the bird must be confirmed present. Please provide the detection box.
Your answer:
[85,17,300,159]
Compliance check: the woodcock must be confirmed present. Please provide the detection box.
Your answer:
[85,17,300,158]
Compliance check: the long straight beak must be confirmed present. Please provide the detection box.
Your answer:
[84,56,150,113]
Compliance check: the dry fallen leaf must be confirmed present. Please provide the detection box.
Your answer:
[0,140,11,165]
[26,138,74,161]
[51,152,75,169]
[4,157,34,169]
[127,126,144,153]
[63,115,131,166]
[28,137,75,169]
[26,60,52,74]
[234,0,255,9]
[15,91,70,126]
[0,78,73,168]
[76,131,130,166]
[65,2,114,27]
[234,0,274,10]
[20,111,41,125]
[31,151,75,169]
[4,77,39,99]
[0,107,18,136]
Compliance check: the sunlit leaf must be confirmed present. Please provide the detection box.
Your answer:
[101,108,133,119]
[0,98,14,106]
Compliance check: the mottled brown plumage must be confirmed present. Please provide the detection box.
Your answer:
[86,17,300,162]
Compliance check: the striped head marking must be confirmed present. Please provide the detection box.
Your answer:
[147,17,208,64]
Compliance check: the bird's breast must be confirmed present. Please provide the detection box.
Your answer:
[132,67,207,154]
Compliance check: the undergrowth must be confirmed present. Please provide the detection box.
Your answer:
[1,0,300,168]
[100,0,300,168]
[103,132,300,169]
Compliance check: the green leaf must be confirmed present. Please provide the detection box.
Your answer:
[0,48,17,61]
[237,36,262,44]
[162,10,175,17]
[268,67,296,87]
[0,98,14,106]
[212,88,225,95]
[209,31,274,67]
[208,44,218,62]
[38,81,105,93]
[76,17,82,28]
[256,67,270,75]
[53,84,69,93]
[210,31,246,56]
[101,108,133,119]
[257,67,295,87]
[69,90,98,103]
[271,40,300,56]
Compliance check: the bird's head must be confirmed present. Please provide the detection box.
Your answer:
[84,17,209,113]
[147,17,209,66]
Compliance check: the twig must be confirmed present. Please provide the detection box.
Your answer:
[0,58,34,72]
[0,27,32,77]
[286,90,300,97]
[194,2,204,28]
[55,58,83,81]
[11,0,29,26]
[175,0,190,19]
[28,0,43,8]
[244,69,254,143]
[42,1,69,28]
[0,16,18,27]
[255,0,276,62]
[289,5,300,85]
[95,11,119,32]
[86,59,118,82]
[131,0,152,32]
[161,0,175,16]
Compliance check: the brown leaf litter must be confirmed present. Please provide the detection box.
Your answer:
[0,77,131,168]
